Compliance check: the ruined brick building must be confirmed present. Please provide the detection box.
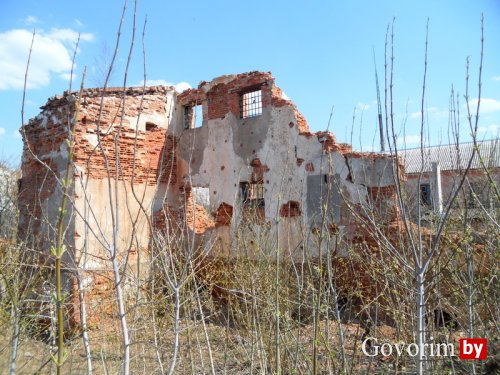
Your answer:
[18,71,399,324]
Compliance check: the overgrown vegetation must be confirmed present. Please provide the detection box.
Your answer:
[0,4,498,375]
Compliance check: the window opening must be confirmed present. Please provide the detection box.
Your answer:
[240,181,265,207]
[420,183,432,206]
[183,105,203,129]
[194,105,202,128]
[240,89,262,118]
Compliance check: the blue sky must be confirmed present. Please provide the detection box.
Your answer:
[1,0,499,165]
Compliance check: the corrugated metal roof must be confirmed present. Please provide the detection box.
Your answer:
[396,139,500,174]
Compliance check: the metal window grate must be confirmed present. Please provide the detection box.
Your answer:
[240,182,265,207]
[240,90,262,118]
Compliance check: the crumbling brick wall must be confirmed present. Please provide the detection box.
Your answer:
[20,71,402,328]
[19,85,183,327]
[172,71,401,261]
[73,86,177,185]
[18,95,75,247]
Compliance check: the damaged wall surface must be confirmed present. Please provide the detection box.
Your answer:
[18,71,399,325]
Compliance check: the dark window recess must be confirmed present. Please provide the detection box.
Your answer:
[420,184,432,206]
[145,122,157,131]
[240,181,265,207]
[183,105,202,129]
[183,106,192,129]
[240,89,262,118]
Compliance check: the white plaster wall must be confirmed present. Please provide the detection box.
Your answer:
[171,82,398,259]
[73,177,160,270]
[124,91,177,132]
[179,101,339,257]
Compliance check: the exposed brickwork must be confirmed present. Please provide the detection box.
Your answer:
[18,98,72,243]
[73,87,177,185]
[280,201,302,217]
[368,185,397,202]
[250,158,269,183]
[70,270,118,330]
[147,132,177,185]
[271,85,310,133]
[331,143,353,153]
[18,159,59,242]
[297,130,353,154]
[177,88,206,106]
[19,71,402,331]
[153,191,214,236]
[368,185,400,224]
[316,131,336,153]
[294,111,310,134]
[183,188,215,234]
[204,72,274,120]
[153,204,181,236]
[345,151,393,160]
[213,202,233,226]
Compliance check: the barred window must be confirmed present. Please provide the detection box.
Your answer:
[240,181,265,207]
[240,89,262,118]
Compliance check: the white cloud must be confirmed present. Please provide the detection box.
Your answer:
[477,124,500,136]
[492,76,500,82]
[136,79,192,93]
[410,107,448,119]
[281,91,290,101]
[173,82,192,93]
[356,102,371,110]
[140,79,169,86]
[468,98,500,113]
[24,16,38,25]
[429,107,448,118]
[0,28,94,91]
[59,72,72,81]
[12,130,22,139]
[46,28,94,43]
[0,127,5,137]
[74,19,84,27]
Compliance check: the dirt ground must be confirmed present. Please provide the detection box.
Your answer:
[0,310,476,375]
